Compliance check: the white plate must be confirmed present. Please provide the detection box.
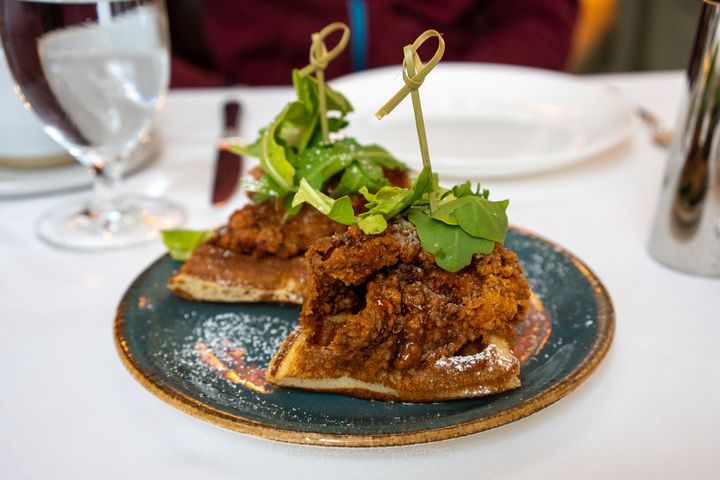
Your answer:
[331,63,633,178]
[0,133,159,198]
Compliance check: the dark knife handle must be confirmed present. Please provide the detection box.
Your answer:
[223,101,241,137]
[212,100,243,206]
[212,149,242,206]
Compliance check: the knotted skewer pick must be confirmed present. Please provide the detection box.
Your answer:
[375,30,445,211]
[298,22,350,143]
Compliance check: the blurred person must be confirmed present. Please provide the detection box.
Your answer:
[168,0,578,87]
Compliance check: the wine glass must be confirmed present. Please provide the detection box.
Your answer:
[0,0,184,249]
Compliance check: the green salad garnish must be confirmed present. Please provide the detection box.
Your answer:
[230,23,407,215]
[292,29,510,273]
[293,169,508,272]
[161,230,214,261]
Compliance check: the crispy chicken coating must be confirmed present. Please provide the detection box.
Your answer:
[215,202,349,258]
[300,220,530,374]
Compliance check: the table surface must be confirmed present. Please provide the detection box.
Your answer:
[1,70,718,480]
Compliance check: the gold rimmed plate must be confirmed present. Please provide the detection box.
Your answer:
[114,227,614,447]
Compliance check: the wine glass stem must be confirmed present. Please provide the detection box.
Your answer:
[88,157,124,232]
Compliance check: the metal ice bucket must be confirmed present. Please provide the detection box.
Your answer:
[649,0,720,276]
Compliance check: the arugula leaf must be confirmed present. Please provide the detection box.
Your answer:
[161,230,214,261]
[295,138,400,197]
[347,166,433,234]
[292,69,353,115]
[259,104,297,194]
[323,82,353,114]
[354,156,385,181]
[305,115,348,147]
[358,214,387,234]
[408,208,494,272]
[362,166,433,218]
[333,163,387,197]
[292,178,334,213]
[432,196,478,223]
[453,198,508,243]
[327,117,349,132]
[363,188,413,217]
[276,101,318,150]
[430,192,508,243]
[328,196,357,225]
[229,138,261,158]
[429,199,461,226]
[361,185,401,207]
[244,174,286,202]
[296,142,355,190]
[413,166,435,197]
[451,182,473,198]
[293,69,316,112]
[292,178,356,225]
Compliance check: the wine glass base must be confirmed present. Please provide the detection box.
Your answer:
[36,194,186,250]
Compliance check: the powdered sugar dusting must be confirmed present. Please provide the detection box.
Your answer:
[392,218,420,247]
[435,346,495,372]
[154,311,291,396]
[148,310,456,427]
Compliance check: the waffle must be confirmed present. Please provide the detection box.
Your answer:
[168,241,304,304]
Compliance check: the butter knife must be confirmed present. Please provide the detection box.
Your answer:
[211,101,242,206]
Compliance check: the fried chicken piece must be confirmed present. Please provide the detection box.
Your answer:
[301,220,530,373]
[266,220,532,401]
[215,203,348,259]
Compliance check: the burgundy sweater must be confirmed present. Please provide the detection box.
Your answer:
[171,0,578,87]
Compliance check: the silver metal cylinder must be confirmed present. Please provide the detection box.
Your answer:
[649,0,720,276]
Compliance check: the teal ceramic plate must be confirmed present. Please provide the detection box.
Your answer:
[115,228,614,447]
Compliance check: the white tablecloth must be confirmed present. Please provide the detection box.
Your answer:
[1,71,718,479]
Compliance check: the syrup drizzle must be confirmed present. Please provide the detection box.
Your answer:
[514,292,552,364]
[195,341,272,394]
